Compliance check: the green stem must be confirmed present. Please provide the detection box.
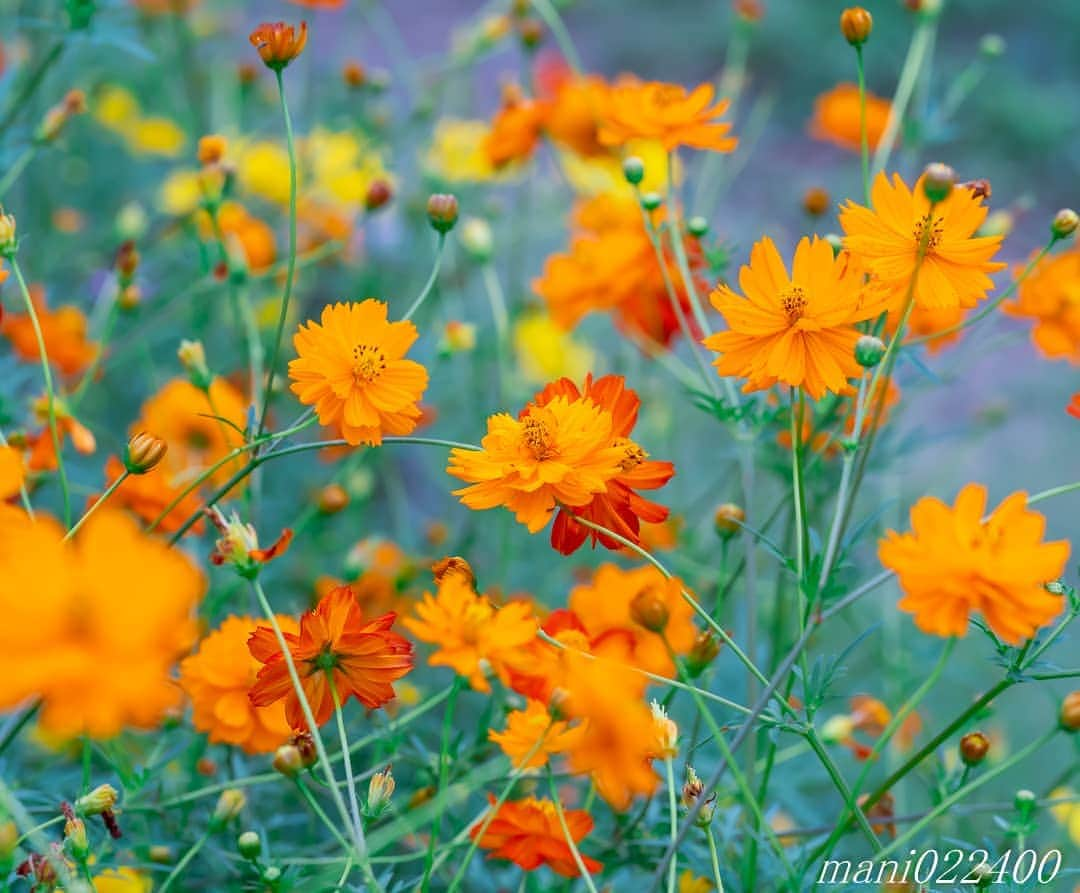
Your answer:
[158,831,209,893]
[529,0,585,76]
[64,470,128,541]
[0,41,64,135]
[331,684,382,893]
[403,233,447,321]
[547,768,599,893]
[0,145,37,199]
[421,676,463,891]
[9,258,70,525]
[854,45,870,204]
[257,68,300,439]
[665,757,678,893]
[707,825,725,893]
[295,777,353,853]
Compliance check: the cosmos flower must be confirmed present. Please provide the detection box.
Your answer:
[289,300,429,446]
[470,796,602,877]
[878,484,1069,644]
[705,235,891,399]
[598,80,737,153]
[1004,246,1080,363]
[840,172,1006,310]
[248,586,414,729]
[1,285,97,377]
[488,699,583,769]
[249,21,308,71]
[809,83,892,152]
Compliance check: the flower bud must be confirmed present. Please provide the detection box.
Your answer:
[714,503,745,538]
[1014,788,1037,822]
[124,432,168,474]
[1060,690,1080,731]
[687,216,709,238]
[630,585,669,633]
[518,18,544,50]
[432,555,475,589]
[685,630,721,678]
[115,240,139,280]
[76,784,118,816]
[839,7,872,46]
[273,744,304,777]
[342,61,367,88]
[1051,208,1079,241]
[0,209,17,256]
[979,34,1005,57]
[921,162,955,204]
[249,21,308,71]
[64,816,89,860]
[148,845,173,864]
[291,732,318,767]
[263,866,283,883]
[237,830,262,860]
[38,89,86,141]
[803,186,830,217]
[198,135,228,167]
[854,334,886,368]
[178,339,213,390]
[968,862,994,889]
[460,217,493,262]
[622,156,645,185]
[439,320,477,354]
[821,714,856,744]
[959,731,990,766]
[824,232,844,255]
[640,191,663,212]
[365,765,395,817]
[211,789,246,830]
[364,179,393,211]
[681,766,704,809]
[317,483,349,515]
[426,193,459,234]
[650,701,678,758]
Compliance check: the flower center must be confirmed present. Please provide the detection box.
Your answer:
[521,416,558,460]
[780,287,808,324]
[913,213,944,251]
[351,344,387,384]
[618,440,648,472]
[312,646,339,673]
[654,85,684,106]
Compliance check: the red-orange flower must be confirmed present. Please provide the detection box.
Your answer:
[1004,247,1080,364]
[1069,393,1080,419]
[483,88,546,168]
[1,285,97,377]
[810,83,892,152]
[598,80,737,153]
[249,21,308,71]
[248,586,414,729]
[470,796,602,877]
[532,374,674,554]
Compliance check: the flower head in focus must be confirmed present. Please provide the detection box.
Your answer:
[470,796,602,877]
[249,21,308,71]
[598,79,737,153]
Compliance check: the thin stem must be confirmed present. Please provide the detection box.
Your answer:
[665,757,678,893]
[529,0,584,76]
[0,144,37,199]
[547,768,599,893]
[10,258,70,525]
[420,676,463,891]
[819,373,868,587]
[706,826,725,893]
[789,388,808,583]
[403,233,447,321]
[854,45,870,203]
[331,684,381,892]
[295,777,353,853]
[64,470,129,541]
[257,69,300,439]
[158,831,209,893]
[0,41,64,135]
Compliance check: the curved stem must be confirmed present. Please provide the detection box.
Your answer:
[420,675,463,891]
[402,233,447,321]
[64,469,129,541]
[257,69,300,438]
[546,767,599,893]
[158,831,209,893]
[529,0,584,76]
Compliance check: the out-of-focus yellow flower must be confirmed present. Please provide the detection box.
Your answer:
[425,118,507,183]
[237,141,292,205]
[159,169,203,217]
[559,138,671,197]
[94,85,140,133]
[306,128,391,207]
[514,310,594,384]
[91,866,153,893]
[678,871,714,893]
[127,116,186,157]
[1049,787,1080,845]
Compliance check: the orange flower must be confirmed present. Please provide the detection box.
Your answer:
[206,202,276,272]
[559,651,658,810]
[598,80,737,153]
[288,0,344,7]
[0,507,204,738]
[1,285,97,376]
[289,300,429,446]
[489,699,583,768]
[470,796,602,877]
[532,375,674,554]
[402,563,537,691]
[879,484,1069,644]
[1069,393,1080,419]
[447,390,628,534]
[888,302,966,354]
[540,68,611,158]
[810,83,892,152]
[840,172,1006,310]
[483,89,545,167]
[92,455,206,535]
[180,615,298,754]
[24,396,96,472]
[1004,247,1080,363]
[533,194,702,346]
[136,378,247,487]
[315,538,416,617]
[0,444,25,501]
[705,236,890,399]
[249,21,308,70]
[568,563,697,677]
[248,585,414,729]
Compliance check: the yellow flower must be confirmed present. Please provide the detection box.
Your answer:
[513,310,594,384]
[91,867,153,893]
[1048,786,1080,846]
[159,169,203,217]
[488,699,583,768]
[127,116,186,157]
[558,138,672,197]
[425,118,506,183]
[238,141,292,205]
[305,128,390,207]
[678,871,714,893]
[93,85,140,133]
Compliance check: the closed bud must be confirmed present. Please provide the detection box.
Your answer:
[640,191,663,212]
[968,862,993,889]
[630,585,669,633]
[115,241,139,279]
[839,7,872,46]
[622,156,645,185]
[237,830,262,860]
[681,766,704,808]
[921,162,955,204]
[148,845,173,864]
[76,784,118,816]
[854,334,886,368]
[178,339,213,390]
[426,193,459,234]
[1051,208,1079,241]
[198,134,228,167]
[364,179,393,211]
[273,744,304,777]
[0,821,17,861]
[714,502,745,538]
[64,816,89,860]
[824,232,844,255]
[38,89,86,141]
[803,186,830,217]
[291,732,318,767]
[440,320,477,353]
[1060,690,1080,731]
[432,556,475,588]
[1014,788,1037,821]
[211,789,246,830]
[959,731,990,766]
[0,209,16,255]
[518,18,544,49]
[118,283,141,311]
[342,61,367,88]
[317,483,349,515]
[460,217,493,262]
[685,630,721,677]
[365,765,395,816]
[979,34,1005,57]
[687,216,709,237]
[124,432,168,474]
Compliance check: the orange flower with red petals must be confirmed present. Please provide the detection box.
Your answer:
[470,796,602,877]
